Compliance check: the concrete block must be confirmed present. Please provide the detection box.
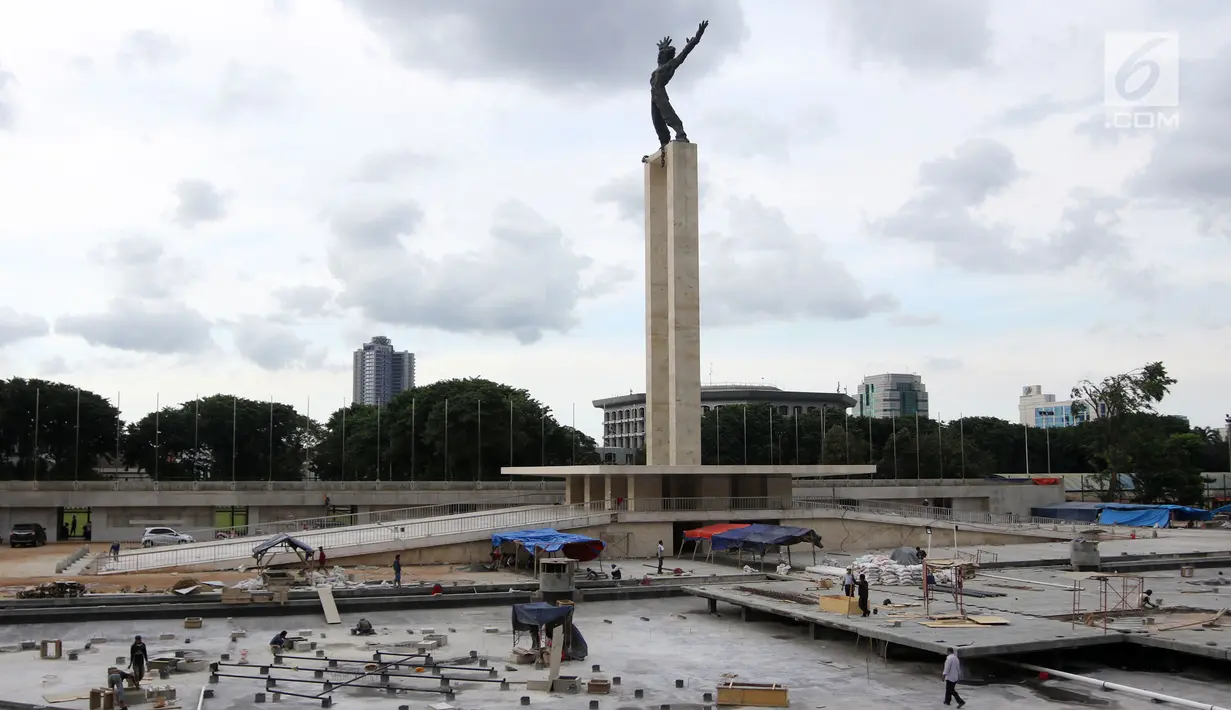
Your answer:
[90,637,108,644]
[590,702,600,710]
[232,631,247,638]
[469,650,478,659]
[115,656,126,664]
[255,693,266,704]
[316,649,325,657]
[520,697,530,706]
[314,670,324,679]
[592,664,601,672]
[321,698,332,708]
[204,689,214,699]
[675,679,685,688]
[634,689,644,698]
[159,669,170,680]
[20,641,36,650]
[612,676,621,685]
[221,653,230,661]
[484,627,499,633]
[500,681,510,690]
[420,628,435,634]
[67,651,79,661]
[159,634,175,640]
[209,674,219,684]
[184,617,203,629]
[703,692,713,702]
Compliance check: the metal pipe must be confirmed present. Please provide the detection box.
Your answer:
[1010,662,1228,710]
[978,573,1080,590]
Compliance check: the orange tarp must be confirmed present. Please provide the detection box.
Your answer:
[1031,477,1061,485]
[684,523,750,540]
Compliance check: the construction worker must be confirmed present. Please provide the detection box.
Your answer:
[129,635,148,684]
[352,618,375,636]
[107,667,135,709]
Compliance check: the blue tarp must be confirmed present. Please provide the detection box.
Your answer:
[1030,502,1104,523]
[1098,507,1171,527]
[1097,503,1213,527]
[491,528,605,561]
[1213,505,1231,515]
[710,523,822,553]
[510,602,587,660]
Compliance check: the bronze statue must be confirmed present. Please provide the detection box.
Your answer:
[651,20,708,149]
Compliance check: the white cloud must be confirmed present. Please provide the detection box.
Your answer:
[0,0,1227,437]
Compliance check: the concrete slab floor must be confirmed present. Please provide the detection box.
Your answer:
[871,528,1231,564]
[2,597,1228,710]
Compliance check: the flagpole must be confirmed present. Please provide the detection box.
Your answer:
[794,410,800,464]
[1023,422,1030,476]
[937,413,944,479]
[1045,415,1052,475]
[231,395,237,482]
[73,387,81,482]
[115,391,121,472]
[742,405,748,464]
[540,411,545,466]
[444,398,450,481]
[341,398,347,481]
[915,414,921,479]
[509,397,514,469]
[715,407,721,465]
[33,387,39,481]
[819,408,827,463]
[959,413,966,478]
[867,412,874,465]
[154,392,160,483]
[476,398,482,482]
[410,397,416,482]
[768,407,774,465]
[193,395,200,481]
[570,403,576,465]
[305,395,311,480]
[844,409,850,464]
[376,401,382,482]
[891,411,898,480]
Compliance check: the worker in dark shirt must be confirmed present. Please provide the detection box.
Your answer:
[129,635,148,683]
[270,630,288,651]
[857,574,871,617]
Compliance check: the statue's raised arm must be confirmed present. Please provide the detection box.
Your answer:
[673,20,709,68]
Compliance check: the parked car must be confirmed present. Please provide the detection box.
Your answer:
[140,527,195,547]
[9,523,47,547]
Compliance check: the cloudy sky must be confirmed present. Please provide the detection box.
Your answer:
[2,0,1229,436]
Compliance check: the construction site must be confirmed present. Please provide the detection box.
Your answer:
[1,500,1230,710]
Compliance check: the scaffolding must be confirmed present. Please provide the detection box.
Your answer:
[1068,572,1145,632]
[922,560,966,618]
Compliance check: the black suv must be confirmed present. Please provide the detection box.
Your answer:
[9,523,47,547]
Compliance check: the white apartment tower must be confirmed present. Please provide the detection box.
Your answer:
[857,373,929,419]
[352,336,415,406]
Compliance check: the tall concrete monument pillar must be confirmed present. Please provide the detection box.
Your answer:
[644,141,701,466]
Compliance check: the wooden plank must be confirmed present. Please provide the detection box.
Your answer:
[968,615,1011,626]
[716,682,789,708]
[919,621,985,629]
[43,689,94,704]
[317,586,341,624]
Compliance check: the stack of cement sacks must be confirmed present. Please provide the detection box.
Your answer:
[839,554,953,586]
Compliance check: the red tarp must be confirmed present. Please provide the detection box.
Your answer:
[683,523,750,540]
[1031,477,1061,485]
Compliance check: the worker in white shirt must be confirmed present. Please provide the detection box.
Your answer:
[942,647,966,707]
[656,540,665,574]
[841,569,855,598]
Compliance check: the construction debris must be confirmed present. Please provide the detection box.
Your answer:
[735,586,819,605]
[17,582,87,599]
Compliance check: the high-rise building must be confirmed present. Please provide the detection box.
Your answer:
[352,336,416,406]
[1018,385,1097,428]
[857,373,928,419]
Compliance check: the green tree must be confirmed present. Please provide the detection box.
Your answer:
[123,395,311,481]
[1131,432,1205,504]
[0,378,121,480]
[313,377,597,481]
[1071,361,1176,499]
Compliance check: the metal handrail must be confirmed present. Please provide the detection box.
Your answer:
[99,500,612,574]
[165,492,563,544]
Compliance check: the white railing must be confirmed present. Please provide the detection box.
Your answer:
[170,493,563,544]
[790,497,1083,530]
[98,501,612,574]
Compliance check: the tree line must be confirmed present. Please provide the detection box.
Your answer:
[0,362,1226,504]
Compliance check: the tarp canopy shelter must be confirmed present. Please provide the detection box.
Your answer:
[710,524,823,569]
[1097,503,1212,527]
[1213,504,1231,515]
[888,546,920,564]
[491,528,606,564]
[251,533,314,569]
[510,602,587,660]
[679,523,751,561]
